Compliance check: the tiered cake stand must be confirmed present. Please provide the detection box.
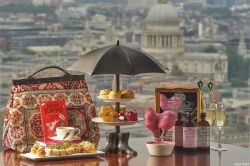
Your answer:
[92,74,144,155]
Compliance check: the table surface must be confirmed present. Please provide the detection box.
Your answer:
[0,137,249,166]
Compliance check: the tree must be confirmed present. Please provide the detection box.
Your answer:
[225,45,250,87]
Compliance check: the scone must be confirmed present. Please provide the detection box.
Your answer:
[108,90,121,99]
[121,89,134,98]
[98,106,118,122]
[100,89,112,98]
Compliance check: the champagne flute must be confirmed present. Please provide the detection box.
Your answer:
[213,103,227,152]
[205,103,216,126]
[205,102,216,150]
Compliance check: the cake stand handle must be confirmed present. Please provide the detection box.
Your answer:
[113,73,120,133]
[101,74,136,155]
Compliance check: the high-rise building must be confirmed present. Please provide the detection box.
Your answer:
[238,32,248,57]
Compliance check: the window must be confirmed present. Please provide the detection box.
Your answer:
[0,0,249,152]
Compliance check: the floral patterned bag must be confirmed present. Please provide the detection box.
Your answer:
[2,66,100,152]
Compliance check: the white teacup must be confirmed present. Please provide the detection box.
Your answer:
[56,127,80,140]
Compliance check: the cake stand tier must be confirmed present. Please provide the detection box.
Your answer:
[97,96,135,103]
[92,117,144,126]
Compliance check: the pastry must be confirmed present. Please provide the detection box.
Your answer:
[45,147,52,156]
[108,90,121,99]
[53,149,60,156]
[121,89,134,98]
[42,141,96,156]
[125,109,138,121]
[100,89,112,98]
[80,141,96,153]
[66,147,74,155]
[98,105,118,122]
[71,145,79,153]
[36,146,46,158]
[79,146,85,153]
[59,149,67,156]
[31,143,39,155]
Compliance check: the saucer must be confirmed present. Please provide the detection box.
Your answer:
[49,135,81,141]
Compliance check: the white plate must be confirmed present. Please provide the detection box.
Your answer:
[92,117,144,126]
[49,136,81,141]
[97,96,135,102]
[20,151,105,162]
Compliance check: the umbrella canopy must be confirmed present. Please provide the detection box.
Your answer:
[67,41,167,76]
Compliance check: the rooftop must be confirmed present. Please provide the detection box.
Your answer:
[145,3,178,25]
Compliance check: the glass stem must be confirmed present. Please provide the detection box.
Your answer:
[218,127,222,149]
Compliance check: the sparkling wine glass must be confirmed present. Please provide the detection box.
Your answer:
[205,103,216,126]
[213,103,227,152]
[205,102,217,150]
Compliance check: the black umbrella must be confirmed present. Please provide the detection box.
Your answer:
[67,41,167,133]
[67,41,167,155]
[67,40,166,76]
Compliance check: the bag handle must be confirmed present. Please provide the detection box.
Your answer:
[28,66,71,79]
